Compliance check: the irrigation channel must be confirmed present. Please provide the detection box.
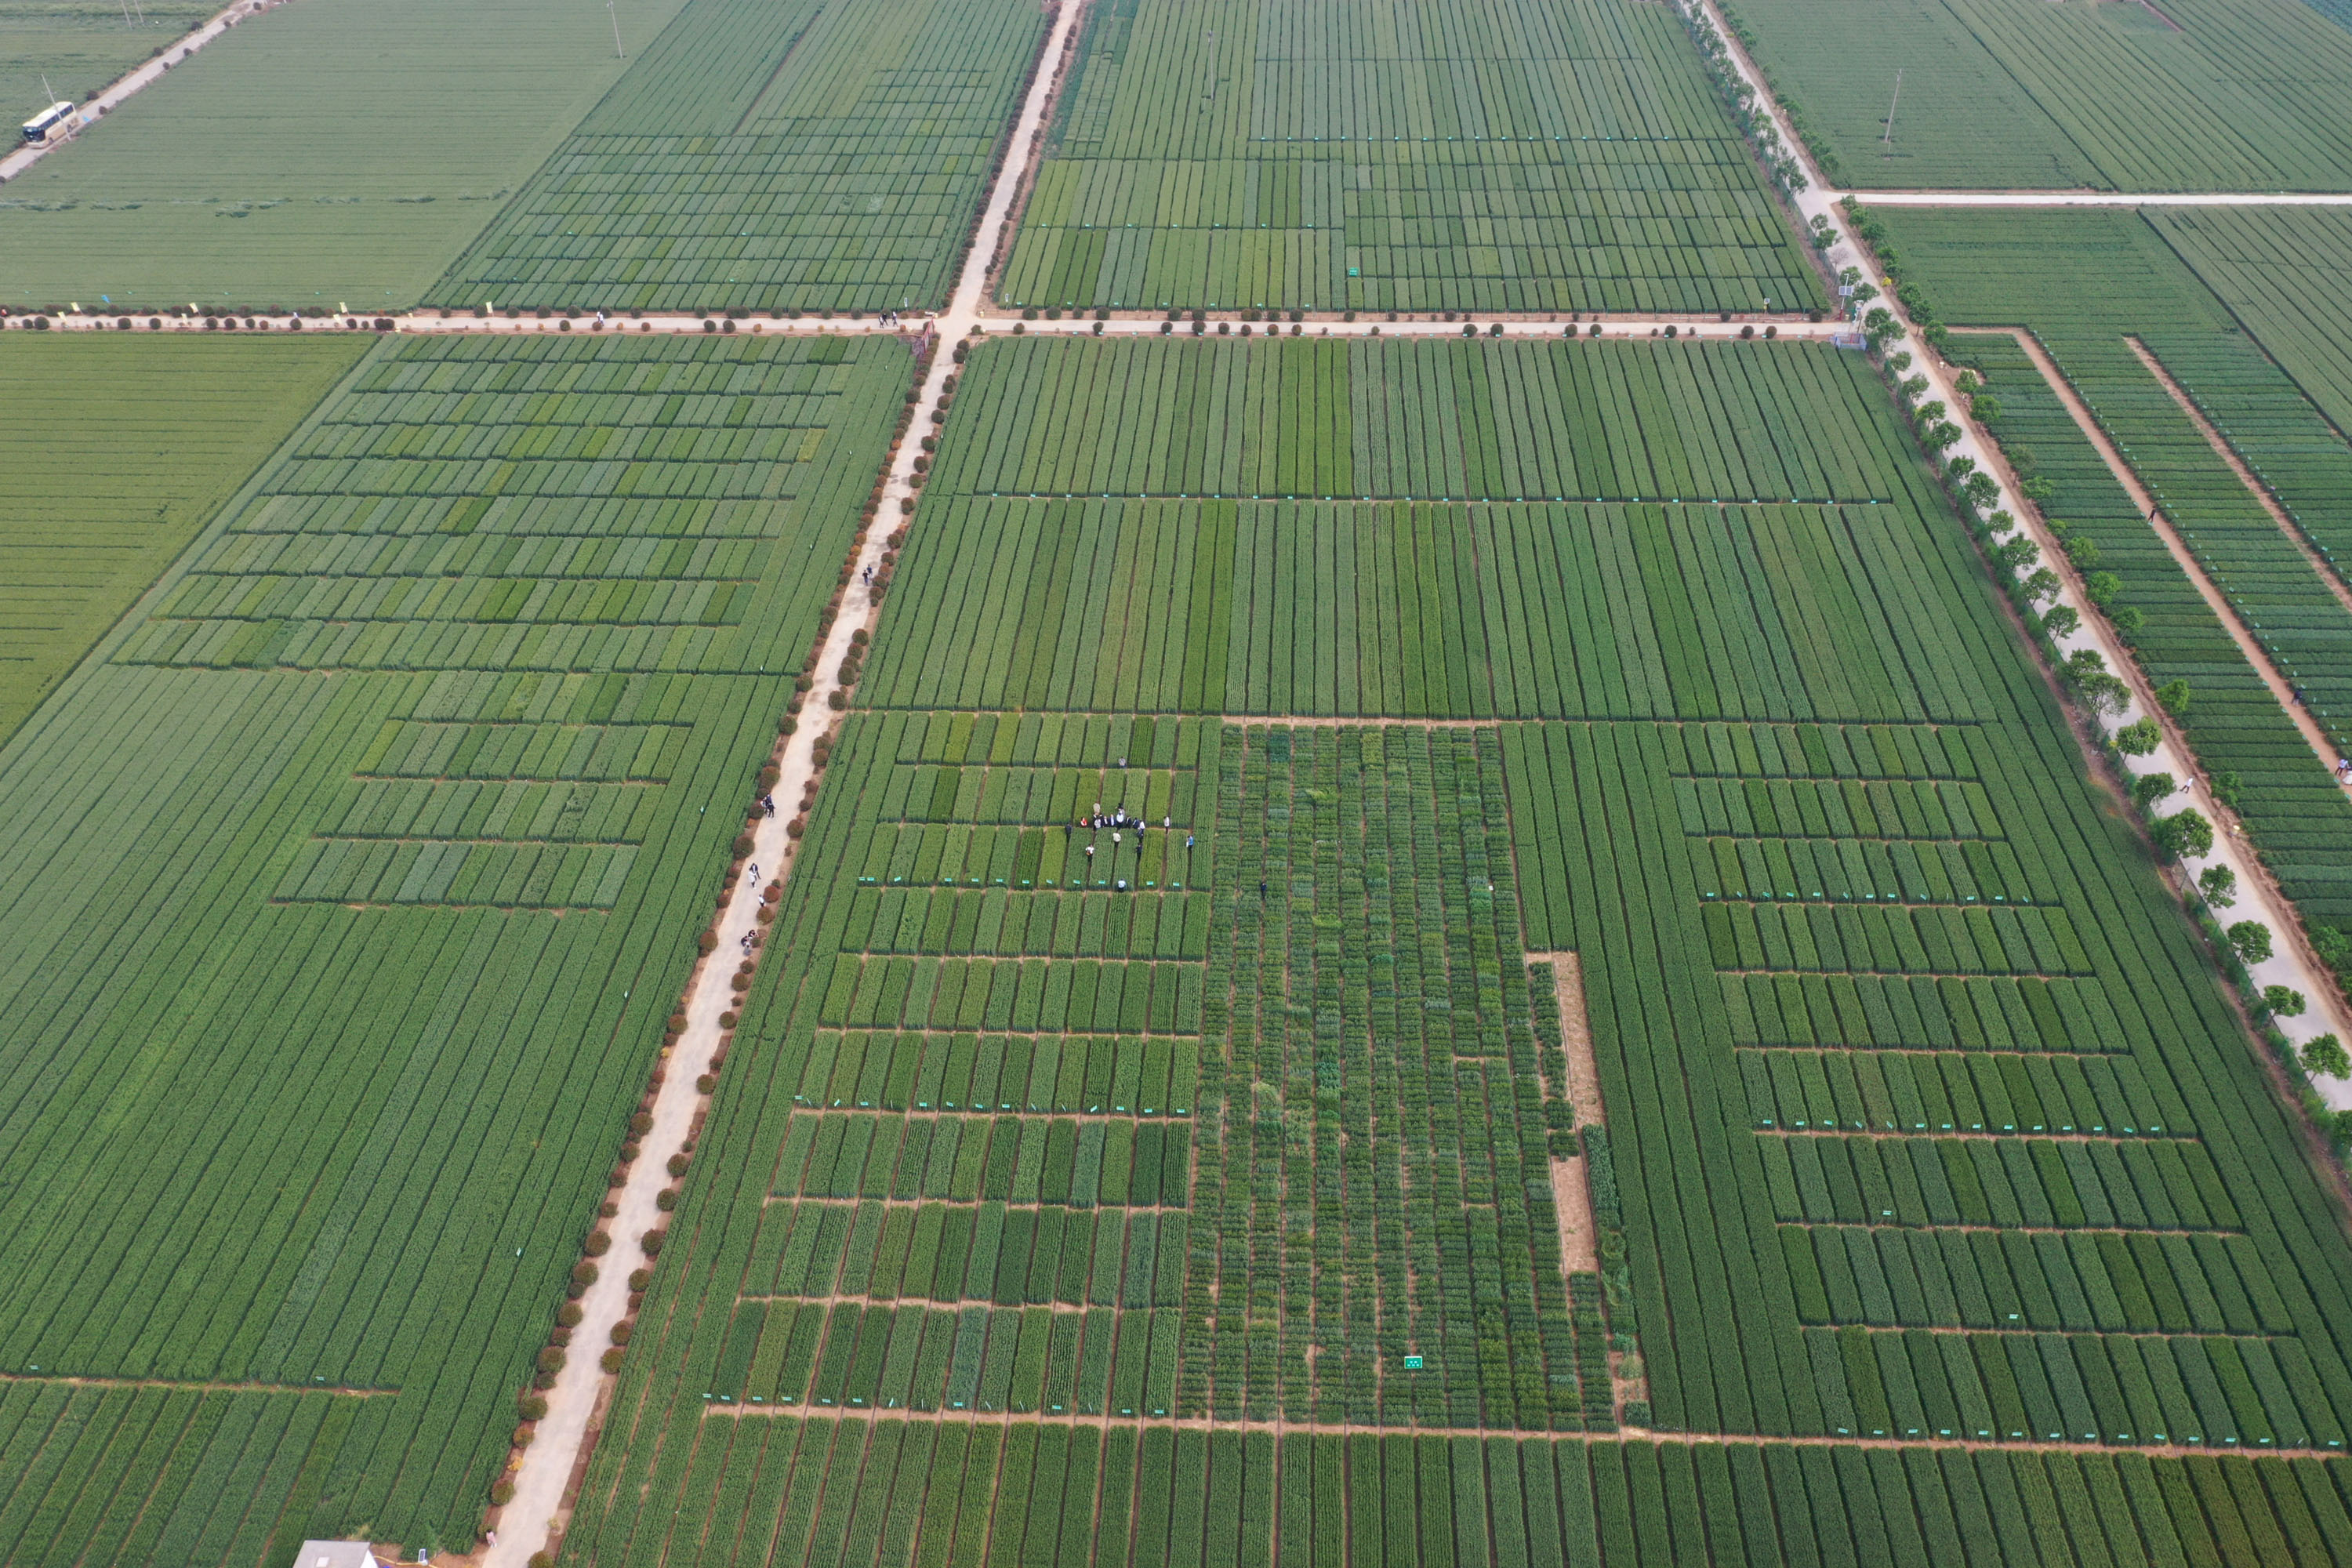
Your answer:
[11,0,2352,1557]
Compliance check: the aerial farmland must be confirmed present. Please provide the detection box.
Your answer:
[3,0,2352,1561]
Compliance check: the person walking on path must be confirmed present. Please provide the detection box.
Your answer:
[1186,833,1195,851]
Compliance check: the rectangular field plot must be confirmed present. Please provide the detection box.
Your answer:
[1726,0,2352,191]
[561,333,2352,1568]
[1002,0,1824,313]
[0,335,368,744]
[0,0,691,311]
[0,332,900,1555]
[429,0,1044,315]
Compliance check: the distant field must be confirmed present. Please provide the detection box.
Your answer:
[1000,0,1825,315]
[0,0,693,312]
[430,0,1046,315]
[0,332,904,1562]
[1726,0,2352,190]
[2149,206,2352,436]
[0,333,367,742]
[0,0,212,117]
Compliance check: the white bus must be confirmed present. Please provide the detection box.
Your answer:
[21,102,81,147]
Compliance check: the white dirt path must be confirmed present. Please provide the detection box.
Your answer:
[1827,191,2352,207]
[0,0,292,187]
[1691,0,2352,1113]
[477,1,1097,1563]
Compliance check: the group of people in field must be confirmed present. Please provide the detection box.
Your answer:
[1066,759,1192,889]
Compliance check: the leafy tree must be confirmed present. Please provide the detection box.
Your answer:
[2020,475,2056,501]
[2078,671,2132,717]
[2063,536,2100,569]
[1984,510,2016,533]
[2064,648,2107,681]
[2041,604,2080,638]
[2198,863,2237,907]
[2111,604,2145,637]
[1994,536,2039,572]
[2264,985,2307,1017]
[2084,570,2121,604]
[2211,769,2241,810]
[1971,394,2004,422]
[1885,350,1912,372]
[2020,568,2061,605]
[2228,920,2274,965]
[1915,398,1948,425]
[2130,771,2177,811]
[1953,370,1981,397]
[2156,678,2191,715]
[2154,808,2213,859]
[1963,472,1999,509]
[2302,1034,2350,1080]
[2114,717,2161,756]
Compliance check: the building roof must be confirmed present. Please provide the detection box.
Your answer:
[294,1543,381,1568]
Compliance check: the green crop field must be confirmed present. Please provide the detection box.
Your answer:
[2148,207,2352,436]
[0,333,367,743]
[1724,0,2352,190]
[0,0,692,314]
[0,0,212,118]
[0,331,905,1561]
[1722,0,2352,191]
[557,337,2352,1567]
[1872,206,2352,938]
[429,0,1045,317]
[999,0,1824,315]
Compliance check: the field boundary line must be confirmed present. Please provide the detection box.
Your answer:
[2124,334,2352,617]
[695,1403,2339,1459]
[0,0,295,186]
[0,1370,397,1396]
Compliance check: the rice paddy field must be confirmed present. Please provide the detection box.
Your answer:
[0,331,904,1559]
[560,336,2352,1567]
[1873,207,2352,932]
[1722,0,2352,191]
[0,333,367,743]
[428,0,1046,316]
[998,0,1825,315]
[0,0,693,313]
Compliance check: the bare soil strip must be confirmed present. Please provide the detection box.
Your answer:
[1526,954,1601,1276]
[2125,335,2352,619]
[0,1371,395,1395]
[702,1400,2301,1460]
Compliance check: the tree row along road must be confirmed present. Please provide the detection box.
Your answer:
[476,0,1099,1560]
[1692,0,2352,1116]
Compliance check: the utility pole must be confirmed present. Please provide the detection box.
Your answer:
[608,0,625,58]
[1882,69,1902,156]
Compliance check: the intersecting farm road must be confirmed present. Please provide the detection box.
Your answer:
[15,0,2352,1558]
